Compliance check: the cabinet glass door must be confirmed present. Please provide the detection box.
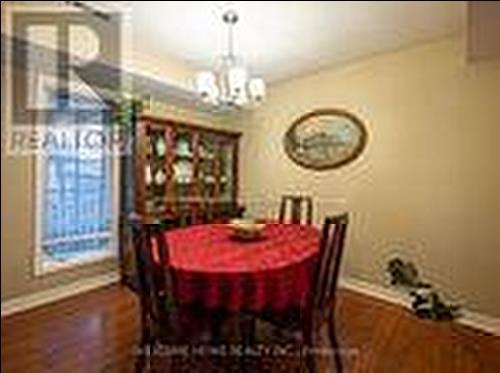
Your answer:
[219,139,235,202]
[144,127,168,214]
[199,133,217,201]
[173,130,194,202]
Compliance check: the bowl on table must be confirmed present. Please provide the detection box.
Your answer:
[228,219,266,241]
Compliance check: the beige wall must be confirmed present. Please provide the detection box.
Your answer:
[240,38,500,317]
[0,3,229,301]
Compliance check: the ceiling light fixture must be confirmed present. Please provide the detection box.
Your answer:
[195,9,265,109]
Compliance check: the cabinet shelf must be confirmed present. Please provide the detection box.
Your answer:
[174,153,194,160]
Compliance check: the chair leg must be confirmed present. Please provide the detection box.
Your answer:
[328,317,342,373]
[302,316,316,373]
[136,313,155,373]
[210,310,226,344]
[135,352,146,373]
[135,341,151,373]
[238,315,256,373]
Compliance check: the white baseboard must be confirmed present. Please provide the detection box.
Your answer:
[339,277,500,336]
[459,310,500,335]
[1,271,120,318]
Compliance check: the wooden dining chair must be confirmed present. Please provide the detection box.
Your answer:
[129,215,223,371]
[129,215,177,370]
[259,213,348,373]
[279,195,313,225]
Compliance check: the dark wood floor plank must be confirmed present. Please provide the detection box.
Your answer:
[2,285,499,372]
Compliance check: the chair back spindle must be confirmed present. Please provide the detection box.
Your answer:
[279,195,313,225]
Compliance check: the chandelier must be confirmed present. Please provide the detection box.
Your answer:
[195,9,266,109]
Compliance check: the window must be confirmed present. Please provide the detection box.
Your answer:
[35,90,118,274]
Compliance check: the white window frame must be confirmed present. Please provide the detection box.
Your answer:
[34,76,120,276]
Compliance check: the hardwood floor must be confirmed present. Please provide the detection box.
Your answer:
[2,284,499,372]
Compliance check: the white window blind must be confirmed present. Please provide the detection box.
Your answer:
[36,91,116,272]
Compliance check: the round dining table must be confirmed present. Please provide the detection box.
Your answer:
[162,222,320,313]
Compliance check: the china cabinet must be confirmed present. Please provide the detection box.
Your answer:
[134,115,243,224]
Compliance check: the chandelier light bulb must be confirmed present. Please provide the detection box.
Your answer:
[248,78,266,102]
[228,66,248,96]
[195,71,217,101]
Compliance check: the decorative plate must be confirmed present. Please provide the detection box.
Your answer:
[284,109,368,170]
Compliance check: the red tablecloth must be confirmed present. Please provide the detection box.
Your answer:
[162,223,319,312]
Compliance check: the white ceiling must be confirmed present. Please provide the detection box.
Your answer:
[125,1,464,83]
